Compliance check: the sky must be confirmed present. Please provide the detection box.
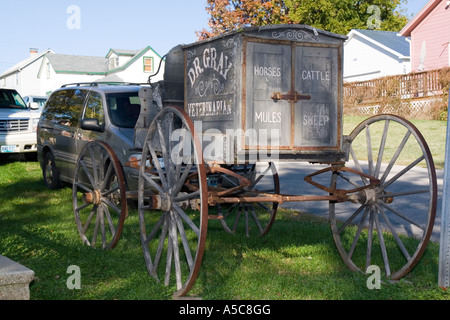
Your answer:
[0,0,430,75]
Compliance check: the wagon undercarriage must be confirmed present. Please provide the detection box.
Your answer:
[72,107,437,297]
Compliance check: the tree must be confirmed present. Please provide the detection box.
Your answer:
[285,0,408,35]
[197,0,408,40]
[197,0,291,39]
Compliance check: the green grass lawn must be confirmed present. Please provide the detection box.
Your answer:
[0,149,448,300]
[343,115,447,169]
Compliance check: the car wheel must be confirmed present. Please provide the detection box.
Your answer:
[43,151,63,189]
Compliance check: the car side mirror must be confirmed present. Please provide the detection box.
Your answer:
[81,118,104,132]
[29,102,39,110]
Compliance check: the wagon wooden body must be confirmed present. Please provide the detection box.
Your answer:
[71,25,438,298]
[157,25,346,164]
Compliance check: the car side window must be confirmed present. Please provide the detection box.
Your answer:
[107,93,141,128]
[83,91,104,126]
[41,92,60,121]
[66,89,87,127]
[43,89,86,126]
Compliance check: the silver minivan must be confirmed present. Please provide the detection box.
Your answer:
[37,83,145,189]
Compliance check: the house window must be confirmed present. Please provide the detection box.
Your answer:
[109,57,119,69]
[143,57,153,73]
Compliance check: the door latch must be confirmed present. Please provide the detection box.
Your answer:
[271,91,311,103]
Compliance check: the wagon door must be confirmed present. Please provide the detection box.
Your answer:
[294,45,339,149]
[245,41,291,150]
[245,40,340,154]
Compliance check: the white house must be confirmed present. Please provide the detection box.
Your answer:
[0,46,165,97]
[102,47,164,84]
[344,29,411,82]
[0,48,54,96]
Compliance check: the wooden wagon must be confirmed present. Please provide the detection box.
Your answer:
[71,25,437,297]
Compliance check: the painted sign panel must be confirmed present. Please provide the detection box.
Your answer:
[245,42,291,148]
[295,46,338,147]
[185,39,236,123]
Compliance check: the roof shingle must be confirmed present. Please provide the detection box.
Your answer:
[352,29,410,57]
[46,53,108,74]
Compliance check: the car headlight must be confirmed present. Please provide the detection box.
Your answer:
[32,118,40,132]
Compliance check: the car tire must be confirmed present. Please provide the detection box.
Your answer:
[43,151,63,189]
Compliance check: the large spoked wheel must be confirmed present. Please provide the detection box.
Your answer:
[72,141,128,250]
[213,163,279,236]
[330,114,437,279]
[138,106,208,297]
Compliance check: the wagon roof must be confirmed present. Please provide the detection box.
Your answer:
[181,24,348,49]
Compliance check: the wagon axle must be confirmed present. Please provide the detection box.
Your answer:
[206,166,390,207]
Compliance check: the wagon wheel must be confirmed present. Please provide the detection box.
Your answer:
[72,141,127,250]
[138,106,208,297]
[330,114,437,280]
[213,163,279,236]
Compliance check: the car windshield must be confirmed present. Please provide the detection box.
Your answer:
[107,92,141,128]
[33,98,48,107]
[0,90,27,109]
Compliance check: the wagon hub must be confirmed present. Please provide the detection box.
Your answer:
[360,188,378,206]
[83,190,102,206]
[159,193,172,212]
[357,188,394,206]
[144,192,192,212]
